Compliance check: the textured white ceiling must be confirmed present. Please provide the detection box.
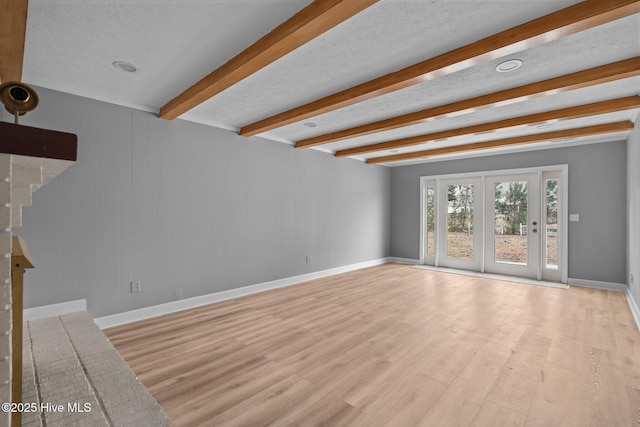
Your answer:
[268,15,640,144]
[183,0,582,128]
[361,109,637,156]
[23,0,313,111]
[323,76,640,153]
[20,0,640,166]
[382,131,633,167]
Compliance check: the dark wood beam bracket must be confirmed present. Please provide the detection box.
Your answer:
[0,122,77,161]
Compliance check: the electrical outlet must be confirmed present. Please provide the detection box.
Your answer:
[569,214,580,222]
[306,256,310,264]
[131,281,141,293]
[632,274,635,285]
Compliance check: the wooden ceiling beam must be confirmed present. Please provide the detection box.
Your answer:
[335,96,640,157]
[240,0,640,137]
[159,0,379,120]
[0,0,29,82]
[366,121,634,164]
[296,57,640,148]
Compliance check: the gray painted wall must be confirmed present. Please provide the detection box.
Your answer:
[390,142,628,284]
[5,87,391,318]
[628,123,640,308]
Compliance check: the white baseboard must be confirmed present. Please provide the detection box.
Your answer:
[625,287,640,330]
[387,257,419,265]
[23,299,87,321]
[568,278,627,292]
[95,257,389,329]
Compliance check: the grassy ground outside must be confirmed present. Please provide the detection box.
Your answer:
[426,232,558,266]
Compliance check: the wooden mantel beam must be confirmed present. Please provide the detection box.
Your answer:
[335,96,640,157]
[0,0,29,82]
[240,0,640,137]
[0,122,77,161]
[159,0,379,120]
[296,57,640,148]
[366,121,634,164]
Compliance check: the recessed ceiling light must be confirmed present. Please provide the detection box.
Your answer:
[536,124,553,129]
[304,122,317,128]
[112,61,137,73]
[495,59,523,73]
[391,149,399,154]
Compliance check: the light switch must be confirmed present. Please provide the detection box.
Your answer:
[570,214,580,222]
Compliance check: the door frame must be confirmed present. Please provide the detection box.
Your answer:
[419,164,568,283]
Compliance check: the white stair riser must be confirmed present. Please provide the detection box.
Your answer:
[11,206,21,228]
[11,185,32,207]
[12,164,42,187]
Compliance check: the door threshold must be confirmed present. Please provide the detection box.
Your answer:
[411,265,569,290]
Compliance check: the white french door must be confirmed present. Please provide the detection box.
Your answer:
[420,167,566,283]
[484,173,539,279]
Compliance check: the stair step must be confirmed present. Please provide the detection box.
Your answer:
[24,313,173,426]
[11,206,21,228]
[12,163,42,188]
[12,184,32,207]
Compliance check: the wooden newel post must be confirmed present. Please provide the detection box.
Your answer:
[10,236,34,427]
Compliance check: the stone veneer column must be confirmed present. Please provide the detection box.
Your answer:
[0,154,12,427]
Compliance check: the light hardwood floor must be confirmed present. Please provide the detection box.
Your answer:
[106,263,640,426]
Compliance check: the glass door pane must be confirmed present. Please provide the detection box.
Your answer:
[542,170,562,282]
[447,184,474,260]
[426,185,436,258]
[438,177,481,271]
[484,173,538,279]
[494,180,528,265]
[545,178,559,270]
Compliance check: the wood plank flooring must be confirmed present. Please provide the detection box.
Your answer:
[105,263,640,426]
